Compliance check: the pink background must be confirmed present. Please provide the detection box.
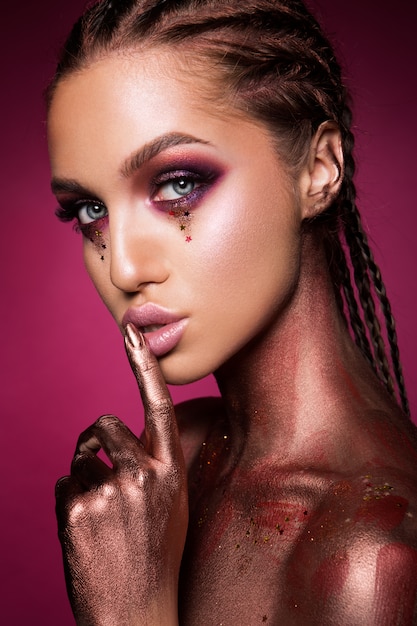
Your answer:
[1,1,416,623]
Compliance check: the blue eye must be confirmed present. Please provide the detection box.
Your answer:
[77,201,108,224]
[149,165,221,212]
[154,176,197,201]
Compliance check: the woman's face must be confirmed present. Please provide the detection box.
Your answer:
[48,51,305,384]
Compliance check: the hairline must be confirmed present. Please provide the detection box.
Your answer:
[48,41,310,182]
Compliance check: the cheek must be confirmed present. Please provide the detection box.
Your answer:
[193,186,301,302]
[79,217,109,257]
[187,188,302,350]
[82,237,115,312]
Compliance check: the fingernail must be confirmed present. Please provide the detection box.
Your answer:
[125,323,144,349]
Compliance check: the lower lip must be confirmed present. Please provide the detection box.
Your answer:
[143,319,187,357]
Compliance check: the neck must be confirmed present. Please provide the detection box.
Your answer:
[214,232,390,473]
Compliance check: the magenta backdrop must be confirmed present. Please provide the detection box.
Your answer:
[1,1,416,623]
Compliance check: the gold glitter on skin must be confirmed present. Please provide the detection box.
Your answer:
[169,208,193,241]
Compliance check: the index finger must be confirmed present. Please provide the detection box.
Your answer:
[124,323,180,464]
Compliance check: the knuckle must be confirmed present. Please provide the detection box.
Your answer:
[70,452,91,473]
[97,480,120,502]
[119,458,153,484]
[63,482,118,526]
[94,414,121,429]
[93,414,136,443]
[152,397,173,412]
[66,497,90,526]
[147,397,173,420]
[117,462,160,495]
[136,465,155,487]
[74,414,122,449]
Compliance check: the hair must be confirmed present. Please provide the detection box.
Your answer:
[48,0,410,415]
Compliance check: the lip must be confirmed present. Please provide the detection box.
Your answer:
[122,303,188,358]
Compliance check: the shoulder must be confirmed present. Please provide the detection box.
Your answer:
[174,396,226,471]
[316,468,417,566]
[298,536,417,624]
[290,469,417,624]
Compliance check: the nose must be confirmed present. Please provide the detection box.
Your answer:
[109,215,169,293]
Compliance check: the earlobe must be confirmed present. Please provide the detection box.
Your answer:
[300,121,344,220]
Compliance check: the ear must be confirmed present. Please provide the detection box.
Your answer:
[299,121,344,220]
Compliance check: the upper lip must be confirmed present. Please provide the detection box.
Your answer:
[122,303,185,331]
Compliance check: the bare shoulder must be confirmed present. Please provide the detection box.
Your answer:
[290,468,417,624]
[174,396,226,471]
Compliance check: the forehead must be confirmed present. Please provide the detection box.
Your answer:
[48,50,235,145]
[48,51,201,152]
[47,50,279,181]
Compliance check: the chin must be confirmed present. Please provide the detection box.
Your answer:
[158,352,215,386]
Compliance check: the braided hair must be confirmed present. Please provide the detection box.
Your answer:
[48,0,409,415]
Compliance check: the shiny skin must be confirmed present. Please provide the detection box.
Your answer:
[48,51,305,386]
[55,325,188,625]
[49,51,417,624]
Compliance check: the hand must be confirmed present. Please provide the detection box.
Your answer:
[55,324,188,626]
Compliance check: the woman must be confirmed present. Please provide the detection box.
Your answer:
[47,0,417,623]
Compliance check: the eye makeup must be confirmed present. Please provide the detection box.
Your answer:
[150,167,217,210]
[149,162,222,241]
[55,200,109,259]
[54,150,225,247]
[55,198,108,226]
[80,216,109,260]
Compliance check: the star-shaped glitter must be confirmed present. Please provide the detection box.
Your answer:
[180,224,186,231]
[186,236,192,242]
[183,211,190,217]
[100,255,105,261]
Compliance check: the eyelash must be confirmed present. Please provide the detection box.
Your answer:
[55,168,217,228]
[55,200,108,236]
[150,170,214,210]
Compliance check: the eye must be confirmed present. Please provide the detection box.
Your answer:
[77,201,108,224]
[153,176,198,202]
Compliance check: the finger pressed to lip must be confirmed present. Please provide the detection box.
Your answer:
[124,323,171,401]
[124,323,145,350]
[124,323,180,463]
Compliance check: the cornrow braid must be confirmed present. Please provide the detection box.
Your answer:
[336,105,409,414]
[325,230,376,372]
[49,0,409,415]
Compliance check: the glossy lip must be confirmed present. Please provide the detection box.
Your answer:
[122,303,188,358]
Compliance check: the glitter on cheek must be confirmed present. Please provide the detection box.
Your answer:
[79,217,109,260]
[168,208,193,242]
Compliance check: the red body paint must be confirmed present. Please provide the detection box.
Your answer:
[355,496,408,532]
[373,543,417,625]
[312,551,350,604]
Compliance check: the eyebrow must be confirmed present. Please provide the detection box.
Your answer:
[120,132,211,178]
[50,177,94,197]
[50,132,211,195]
